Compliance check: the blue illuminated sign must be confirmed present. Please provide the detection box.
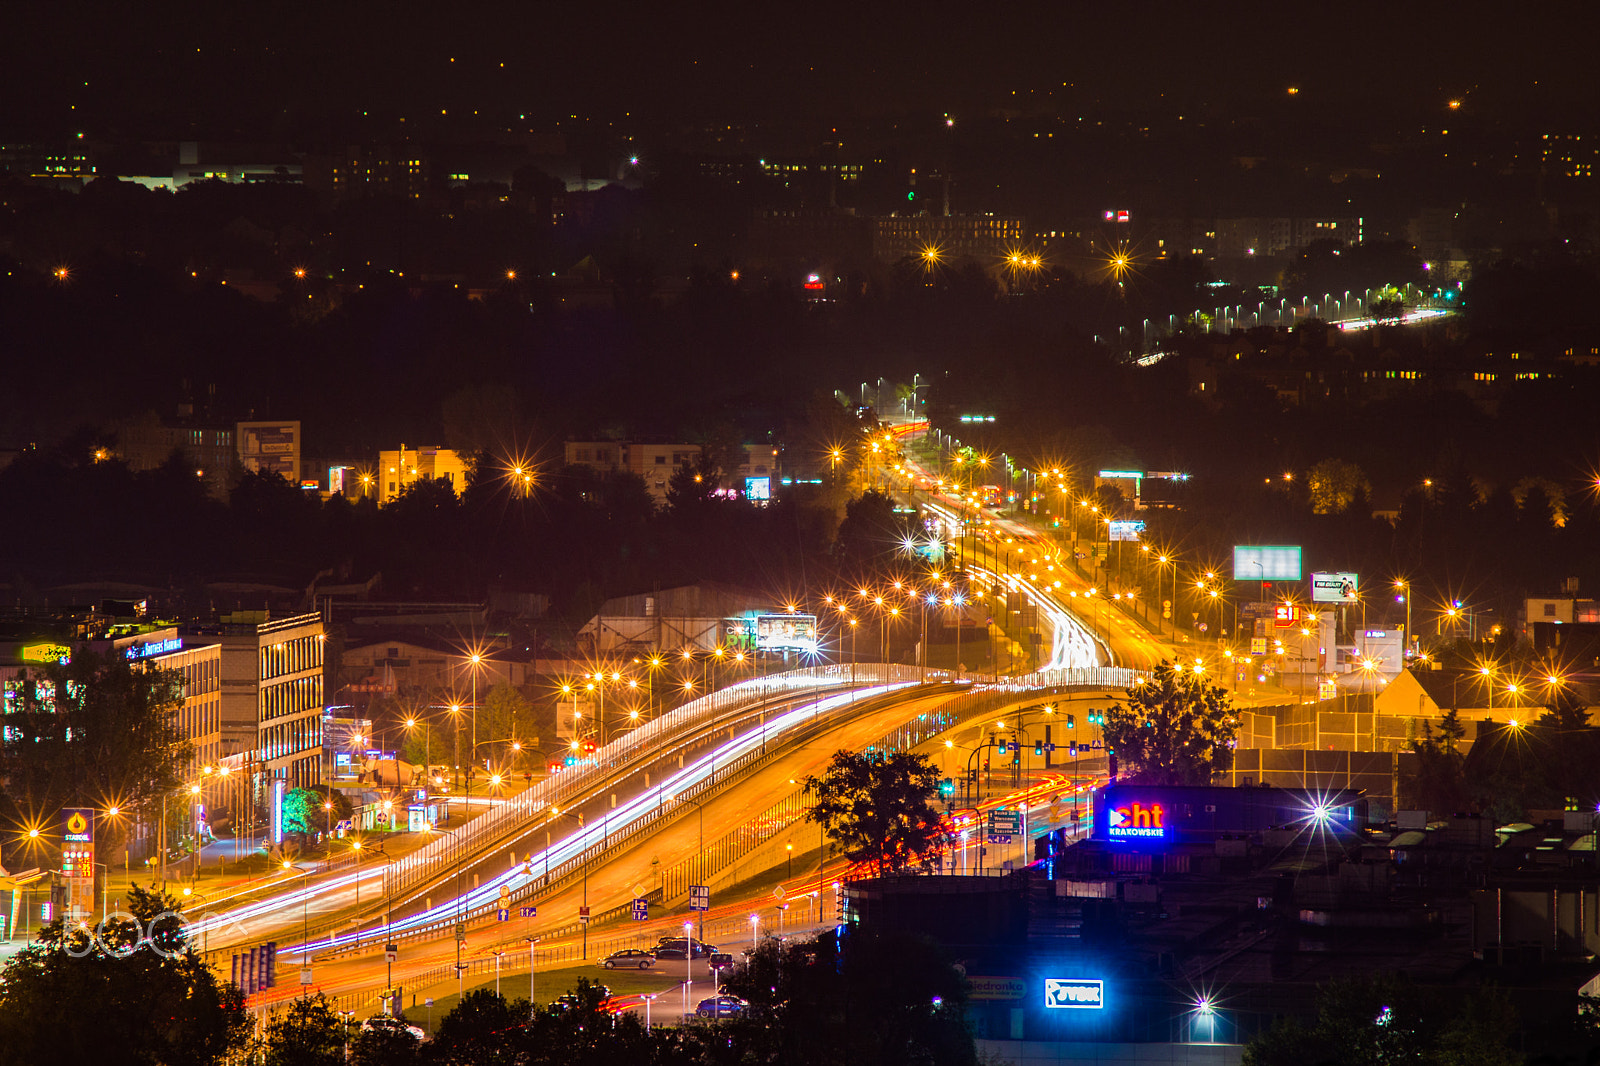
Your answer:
[125,637,183,660]
[1044,978,1104,1009]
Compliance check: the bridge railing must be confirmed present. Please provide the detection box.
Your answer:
[382,665,936,900]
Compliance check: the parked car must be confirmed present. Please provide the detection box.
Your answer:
[696,995,748,1018]
[361,1016,426,1042]
[602,948,656,970]
[707,952,735,971]
[552,984,611,1012]
[655,936,716,959]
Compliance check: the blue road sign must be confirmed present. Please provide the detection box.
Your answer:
[631,898,648,921]
[519,906,536,918]
[690,886,710,911]
[496,908,510,922]
[987,834,1012,845]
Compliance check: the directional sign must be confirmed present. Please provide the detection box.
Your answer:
[988,834,1012,845]
[385,942,398,962]
[578,905,591,922]
[988,809,1022,835]
[631,898,648,921]
[690,886,710,911]
[496,908,510,922]
[519,906,537,918]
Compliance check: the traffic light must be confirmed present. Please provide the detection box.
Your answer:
[1066,713,1075,728]
[1033,740,1043,756]
[939,778,955,797]
[997,739,1008,754]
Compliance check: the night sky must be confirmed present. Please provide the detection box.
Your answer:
[4,0,1596,140]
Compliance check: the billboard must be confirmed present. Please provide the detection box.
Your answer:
[1311,571,1360,603]
[744,476,771,501]
[1233,545,1302,581]
[237,421,301,481]
[753,614,818,653]
[1107,520,1145,542]
[1045,978,1105,1009]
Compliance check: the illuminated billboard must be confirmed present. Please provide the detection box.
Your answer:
[753,614,818,653]
[238,420,301,481]
[1233,545,1302,581]
[1107,520,1145,542]
[20,643,71,664]
[744,476,771,501]
[1106,800,1167,839]
[1311,571,1359,603]
[1044,978,1104,1009]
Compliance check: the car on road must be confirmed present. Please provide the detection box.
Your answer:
[601,948,656,970]
[707,952,735,971]
[696,994,748,1018]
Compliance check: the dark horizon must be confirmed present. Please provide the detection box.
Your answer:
[5,0,1597,141]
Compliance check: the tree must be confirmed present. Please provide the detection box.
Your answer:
[0,651,190,858]
[348,1019,421,1066]
[718,931,976,1065]
[260,994,347,1065]
[832,489,914,572]
[1306,458,1371,515]
[804,750,943,874]
[426,988,529,1064]
[281,785,352,845]
[1102,662,1238,785]
[0,885,249,1066]
[1243,974,1518,1066]
[1400,720,1467,816]
[478,681,532,749]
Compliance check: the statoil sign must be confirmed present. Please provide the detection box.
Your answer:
[1107,801,1167,839]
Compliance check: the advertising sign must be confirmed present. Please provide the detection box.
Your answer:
[1107,520,1145,542]
[968,976,1026,1001]
[271,779,287,845]
[744,476,771,501]
[20,643,71,664]
[124,637,182,660]
[1106,800,1166,839]
[61,808,94,919]
[1044,978,1105,1009]
[1233,545,1302,581]
[237,421,301,481]
[753,614,818,653]
[1311,572,1360,604]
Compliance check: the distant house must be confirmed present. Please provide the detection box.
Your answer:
[1373,667,1545,725]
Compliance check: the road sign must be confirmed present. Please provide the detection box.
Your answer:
[386,948,398,962]
[631,898,648,921]
[1251,637,1267,655]
[1043,743,1057,752]
[300,967,313,986]
[425,998,434,1009]
[578,905,590,922]
[987,834,1012,845]
[385,942,398,962]
[519,906,537,918]
[773,886,786,901]
[496,908,510,922]
[455,923,466,942]
[988,809,1022,835]
[690,886,710,911]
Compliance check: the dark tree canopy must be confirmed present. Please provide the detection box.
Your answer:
[1103,661,1238,786]
[805,749,944,874]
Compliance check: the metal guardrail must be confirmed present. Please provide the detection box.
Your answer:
[658,681,1109,901]
[310,676,939,962]
[382,666,879,902]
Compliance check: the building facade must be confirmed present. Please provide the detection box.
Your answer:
[220,612,325,787]
[377,445,468,504]
[116,632,224,774]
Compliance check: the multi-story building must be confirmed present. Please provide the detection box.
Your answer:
[115,631,224,774]
[220,612,324,788]
[376,445,469,504]
[109,415,238,499]
[870,214,1026,263]
[564,441,701,502]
